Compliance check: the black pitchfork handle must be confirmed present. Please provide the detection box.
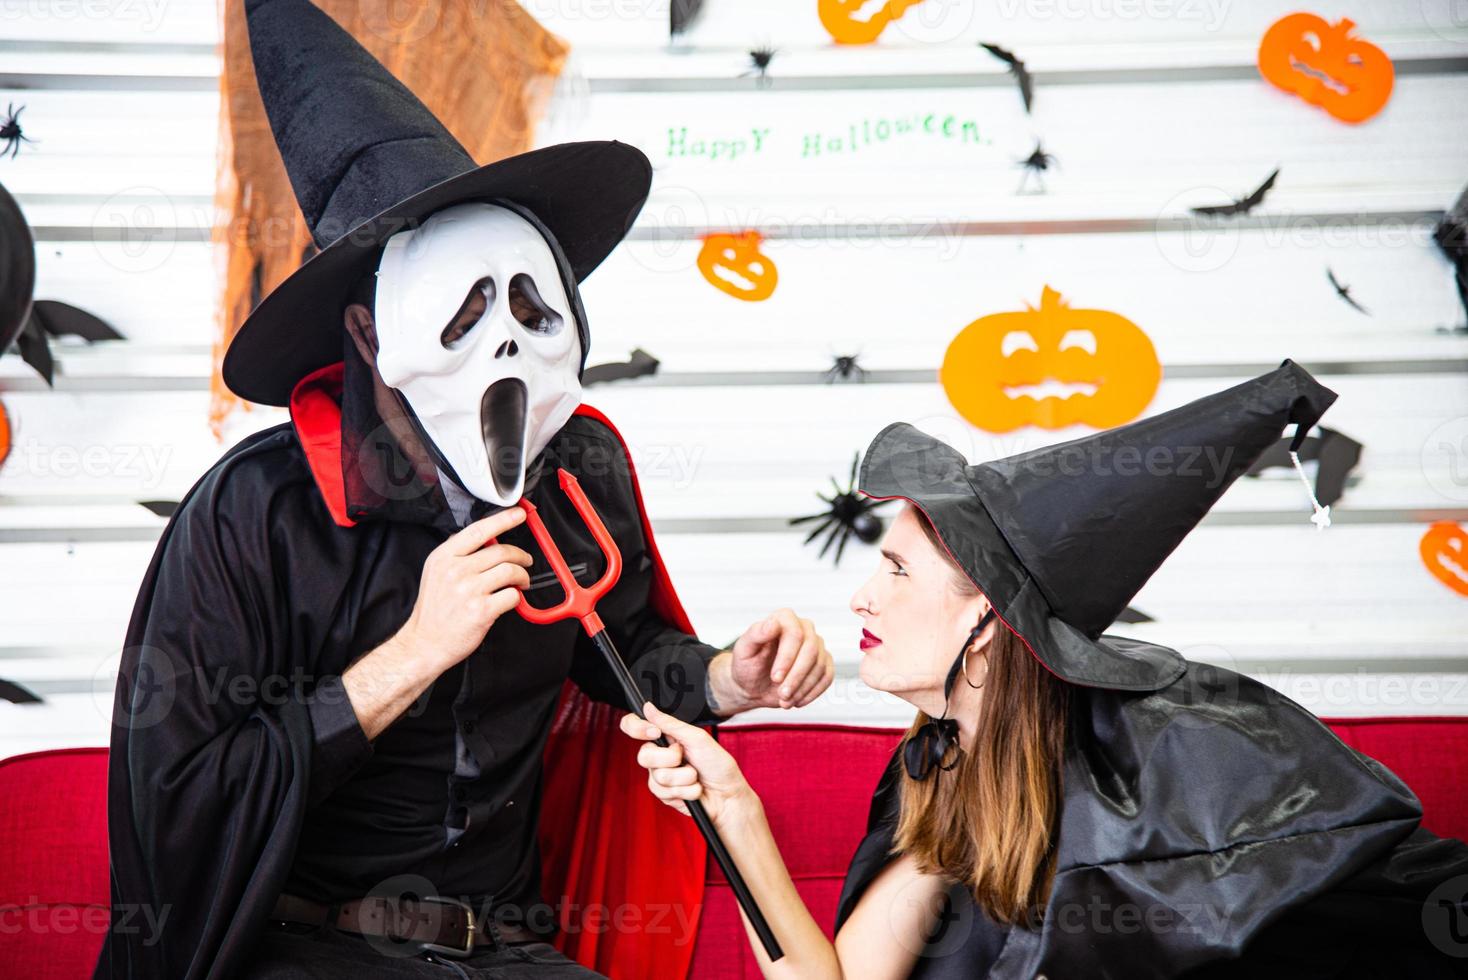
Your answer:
[589,630,786,962]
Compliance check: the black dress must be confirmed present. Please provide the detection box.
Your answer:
[834,658,1468,979]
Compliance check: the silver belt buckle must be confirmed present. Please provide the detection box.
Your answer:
[416,895,476,959]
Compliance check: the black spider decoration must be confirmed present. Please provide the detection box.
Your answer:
[789,453,890,566]
[740,46,778,88]
[824,352,866,383]
[1,103,37,160]
[1015,141,1056,194]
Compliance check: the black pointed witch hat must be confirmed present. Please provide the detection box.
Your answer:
[221,0,652,407]
[858,358,1339,691]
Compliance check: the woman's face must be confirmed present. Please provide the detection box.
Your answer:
[849,503,991,716]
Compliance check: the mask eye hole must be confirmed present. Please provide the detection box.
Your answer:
[508,273,564,338]
[441,276,494,349]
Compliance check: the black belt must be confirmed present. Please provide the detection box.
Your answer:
[269,891,541,959]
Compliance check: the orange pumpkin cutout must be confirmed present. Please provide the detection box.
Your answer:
[941,285,1161,433]
[1419,521,1468,597]
[818,0,926,46]
[0,399,9,468]
[696,231,778,302]
[1258,13,1394,124]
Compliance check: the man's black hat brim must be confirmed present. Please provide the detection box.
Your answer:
[222,140,651,407]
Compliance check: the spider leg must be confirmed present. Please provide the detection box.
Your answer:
[817,522,842,559]
[835,524,857,566]
[803,517,836,546]
[790,509,830,526]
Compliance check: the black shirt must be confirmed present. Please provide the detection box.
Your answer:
[282,416,724,930]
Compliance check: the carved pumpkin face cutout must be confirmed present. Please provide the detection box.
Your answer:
[1419,521,1468,597]
[818,0,926,45]
[1258,14,1394,124]
[941,285,1161,433]
[697,231,778,302]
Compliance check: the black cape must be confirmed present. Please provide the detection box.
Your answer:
[834,658,1468,978]
[91,379,722,979]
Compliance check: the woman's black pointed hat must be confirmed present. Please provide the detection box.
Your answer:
[859,359,1338,691]
[221,0,652,407]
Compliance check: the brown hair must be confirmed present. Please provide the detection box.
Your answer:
[893,510,1072,927]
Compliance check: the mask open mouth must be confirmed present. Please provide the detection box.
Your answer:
[481,378,528,501]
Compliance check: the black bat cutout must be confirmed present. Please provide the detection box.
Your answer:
[26,300,126,342]
[1191,167,1280,217]
[979,42,1033,113]
[824,352,866,384]
[0,103,37,160]
[1326,268,1370,315]
[1242,425,1363,508]
[789,452,891,567]
[9,300,127,386]
[0,678,43,705]
[583,348,660,386]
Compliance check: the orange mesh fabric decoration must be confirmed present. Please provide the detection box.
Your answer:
[210,0,571,438]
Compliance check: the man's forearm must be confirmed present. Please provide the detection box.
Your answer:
[340,630,444,742]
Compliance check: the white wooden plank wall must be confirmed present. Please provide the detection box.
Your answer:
[1,0,1466,758]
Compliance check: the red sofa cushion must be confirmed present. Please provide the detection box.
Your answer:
[0,748,110,980]
[2,717,1464,979]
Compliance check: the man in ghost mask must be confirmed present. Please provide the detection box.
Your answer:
[93,3,833,979]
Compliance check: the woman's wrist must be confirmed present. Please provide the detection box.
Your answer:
[716,782,766,833]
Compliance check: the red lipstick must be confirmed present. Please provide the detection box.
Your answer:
[859,629,881,651]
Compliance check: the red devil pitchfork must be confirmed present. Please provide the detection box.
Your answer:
[501,467,784,962]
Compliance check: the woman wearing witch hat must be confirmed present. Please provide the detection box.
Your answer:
[623,359,1468,978]
[94,2,833,978]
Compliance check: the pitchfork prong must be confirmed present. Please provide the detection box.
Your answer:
[512,469,623,635]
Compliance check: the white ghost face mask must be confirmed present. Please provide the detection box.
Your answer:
[372,201,583,508]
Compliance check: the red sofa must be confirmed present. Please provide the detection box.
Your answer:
[3,719,1465,980]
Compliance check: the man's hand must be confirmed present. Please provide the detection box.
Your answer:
[707,609,834,714]
[399,506,533,674]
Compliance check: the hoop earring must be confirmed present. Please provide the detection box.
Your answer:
[962,647,988,689]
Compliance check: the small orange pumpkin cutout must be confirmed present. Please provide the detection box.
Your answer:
[1258,13,1394,124]
[1419,521,1468,597]
[941,285,1161,433]
[696,231,778,302]
[0,399,9,468]
[818,0,926,46]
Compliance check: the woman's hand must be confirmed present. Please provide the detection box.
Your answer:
[619,701,758,827]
